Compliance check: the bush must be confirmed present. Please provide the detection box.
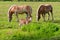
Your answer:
[0,0,60,2]
[0,22,60,40]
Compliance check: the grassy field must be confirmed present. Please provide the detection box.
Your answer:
[0,2,60,40]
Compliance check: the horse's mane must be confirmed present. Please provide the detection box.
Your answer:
[7,5,17,18]
[41,4,51,6]
[8,5,17,14]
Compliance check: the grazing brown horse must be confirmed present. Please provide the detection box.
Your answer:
[36,4,54,21]
[8,5,32,22]
[19,17,32,26]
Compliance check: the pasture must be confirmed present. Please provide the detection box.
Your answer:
[0,2,60,40]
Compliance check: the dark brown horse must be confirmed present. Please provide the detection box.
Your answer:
[8,5,32,22]
[37,4,54,21]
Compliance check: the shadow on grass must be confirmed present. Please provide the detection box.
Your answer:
[42,20,60,24]
[50,36,60,40]
[53,20,60,24]
[33,20,60,25]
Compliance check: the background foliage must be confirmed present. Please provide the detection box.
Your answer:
[0,0,60,2]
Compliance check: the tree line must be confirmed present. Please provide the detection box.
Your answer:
[0,0,60,2]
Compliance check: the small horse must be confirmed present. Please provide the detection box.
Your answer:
[36,4,54,21]
[8,5,32,22]
[19,17,32,26]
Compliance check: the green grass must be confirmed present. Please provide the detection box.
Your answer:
[0,2,60,40]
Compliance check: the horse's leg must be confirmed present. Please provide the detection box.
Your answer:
[38,13,40,21]
[25,12,32,19]
[15,12,19,22]
[9,13,13,22]
[29,13,32,17]
[42,13,45,21]
[50,10,54,21]
[25,12,29,19]
[48,12,50,20]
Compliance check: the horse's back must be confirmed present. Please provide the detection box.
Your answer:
[38,4,52,13]
[16,5,32,14]
[9,5,18,13]
[42,4,52,10]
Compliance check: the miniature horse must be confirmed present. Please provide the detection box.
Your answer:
[19,17,32,26]
[37,4,54,21]
[8,5,32,22]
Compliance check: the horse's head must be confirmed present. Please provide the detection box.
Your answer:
[8,5,18,22]
[26,16,32,22]
[36,14,41,21]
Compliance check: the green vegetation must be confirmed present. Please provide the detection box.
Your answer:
[0,2,60,40]
[0,0,60,2]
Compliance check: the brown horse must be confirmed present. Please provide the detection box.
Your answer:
[8,5,32,22]
[36,4,54,21]
[19,17,32,26]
